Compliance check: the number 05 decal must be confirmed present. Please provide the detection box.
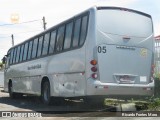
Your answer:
[97,46,107,53]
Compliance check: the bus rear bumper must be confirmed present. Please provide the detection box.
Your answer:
[87,79,154,97]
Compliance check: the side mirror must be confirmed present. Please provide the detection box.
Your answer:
[2,56,6,64]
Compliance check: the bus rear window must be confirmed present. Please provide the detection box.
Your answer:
[97,9,153,37]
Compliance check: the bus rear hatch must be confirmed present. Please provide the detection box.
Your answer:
[96,7,154,85]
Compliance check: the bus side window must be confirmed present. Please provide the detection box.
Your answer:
[64,22,73,49]
[56,26,65,52]
[9,49,14,65]
[19,44,24,62]
[32,38,38,59]
[42,33,50,56]
[37,36,44,57]
[27,40,33,60]
[13,47,17,64]
[72,18,81,48]
[15,46,20,63]
[23,42,29,61]
[49,30,56,54]
[79,15,88,46]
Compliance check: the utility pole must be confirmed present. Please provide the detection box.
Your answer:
[11,34,14,47]
[42,16,47,30]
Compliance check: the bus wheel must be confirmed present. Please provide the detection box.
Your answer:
[8,82,16,98]
[41,81,51,105]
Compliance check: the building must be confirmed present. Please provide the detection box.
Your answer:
[155,35,160,77]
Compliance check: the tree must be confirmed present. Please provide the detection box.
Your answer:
[0,62,3,70]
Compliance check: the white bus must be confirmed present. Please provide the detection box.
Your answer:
[4,6,154,105]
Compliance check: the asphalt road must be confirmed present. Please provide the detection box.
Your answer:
[0,87,160,120]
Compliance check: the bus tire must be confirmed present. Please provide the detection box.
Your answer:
[8,82,16,99]
[41,81,51,105]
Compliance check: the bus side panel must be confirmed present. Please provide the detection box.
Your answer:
[48,48,86,97]
[6,60,43,95]
[84,8,97,95]
[4,47,86,97]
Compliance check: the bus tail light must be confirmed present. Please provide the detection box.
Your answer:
[91,67,97,72]
[90,59,99,80]
[90,60,97,65]
[143,87,152,91]
[92,73,98,79]
[104,86,108,89]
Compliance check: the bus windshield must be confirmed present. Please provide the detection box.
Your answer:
[97,9,153,37]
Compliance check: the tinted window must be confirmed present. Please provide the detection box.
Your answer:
[64,22,73,49]
[13,48,17,64]
[56,26,65,52]
[9,49,14,64]
[72,18,81,47]
[32,38,38,58]
[79,15,88,46]
[97,10,152,37]
[15,46,20,63]
[42,33,50,56]
[37,36,43,57]
[49,30,56,54]
[27,41,33,60]
[19,44,24,62]
[23,42,29,61]
[6,51,10,66]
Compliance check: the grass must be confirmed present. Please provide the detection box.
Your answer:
[105,97,160,111]
[147,98,160,111]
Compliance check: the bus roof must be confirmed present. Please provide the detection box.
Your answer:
[8,6,92,51]
[8,6,152,51]
[97,6,151,18]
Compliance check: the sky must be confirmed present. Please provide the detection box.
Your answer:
[0,0,160,60]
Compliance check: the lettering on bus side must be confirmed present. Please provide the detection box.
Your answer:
[28,64,42,70]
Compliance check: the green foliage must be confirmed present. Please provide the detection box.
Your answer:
[146,79,160,110]
[154,72,160,79]
[0,62,3,70]
[105,99,118,106]
[154,78,160,97]
[148,98,160,110]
